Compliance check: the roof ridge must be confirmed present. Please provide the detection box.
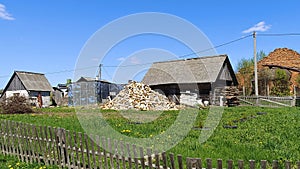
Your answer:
[153,54,227,64]
[15,70,45,75]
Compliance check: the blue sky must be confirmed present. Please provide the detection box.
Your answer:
[1,0,300,88]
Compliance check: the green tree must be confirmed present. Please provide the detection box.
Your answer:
[270,69,290,96]
[296,74,300,87]
[236,50,267,95]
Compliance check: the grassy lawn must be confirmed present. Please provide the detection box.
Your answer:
[0,154,58,169]
[0,106,300,168]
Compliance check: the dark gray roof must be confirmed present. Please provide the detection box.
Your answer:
[76,77,112,84]
[76,77,97,82]
[142,55,231,85]
[15,71,53,91]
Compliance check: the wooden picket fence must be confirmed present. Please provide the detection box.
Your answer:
[0,119,300,169]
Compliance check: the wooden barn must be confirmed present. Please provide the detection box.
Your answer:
[142,55,238,105]
[1,71,53,107]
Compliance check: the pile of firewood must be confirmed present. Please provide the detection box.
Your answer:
[223,86,240,106]
[101,81,177,111]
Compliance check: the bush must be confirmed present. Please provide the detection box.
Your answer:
[0,95,34,114]
[270,69,291,96]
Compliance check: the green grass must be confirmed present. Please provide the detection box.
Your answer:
[0,154,58,169]
[1,106,300,168]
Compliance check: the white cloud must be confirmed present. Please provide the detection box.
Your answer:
[117,56,141,64]
[129,57,140,64]
[0,3,15,20]
[117,57,126,61]
[242,21,271,33]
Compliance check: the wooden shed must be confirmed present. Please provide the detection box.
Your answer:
[69,77,124,106]
[1,71,53,107]
[142,55,238,105]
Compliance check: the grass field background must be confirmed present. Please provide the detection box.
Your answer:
[0,106,299,168]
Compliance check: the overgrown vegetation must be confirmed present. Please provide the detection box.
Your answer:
[236,51,266,95]
[271,69,291,96]
[0,95,34,114]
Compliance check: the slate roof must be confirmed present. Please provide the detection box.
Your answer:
[15,71,53,91]
[142,55,235,85]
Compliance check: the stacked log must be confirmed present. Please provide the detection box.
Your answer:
[223,86,240,106]
[101,81,177,111]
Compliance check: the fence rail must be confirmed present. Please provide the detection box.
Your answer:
[0,119,300,169]
[237,96,295,107]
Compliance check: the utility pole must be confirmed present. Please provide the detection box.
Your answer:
[97,64,103,103]
[97,64,102,81]
[253,31,259,96]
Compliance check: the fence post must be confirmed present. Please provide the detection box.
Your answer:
[206,158,212,169]
[73,132,80,168]
[285,161,291,169]
[273,160,278,169]
[261,160,267,169]
[169,153,175,169]
[238,160,244,169]
[249,160,255,169]
[217,159,222,169]
[147,148,153,169]
[139,147,145,169]
[227,160,233,169]
[177,155,183,169]
[162,152,168,169]
[84,134,91,168]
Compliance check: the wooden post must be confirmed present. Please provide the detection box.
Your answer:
[169,153,175,169]
[139,147,145,169]
[73,132,80,168]
[186,157,192,169]
[84,134,91,168]
[227,160,233,169]
[238,160,244,169]
[206,158,212,169]
[285,161,291,169]
[272,160,278,169]
[249,160,255,169]
[261,160,267,169]
[177,155,183,169]
[217,159,222,169]
[147,148,153,169]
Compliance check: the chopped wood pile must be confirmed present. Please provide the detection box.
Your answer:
[224,86,240,106]
[101,81,177,111]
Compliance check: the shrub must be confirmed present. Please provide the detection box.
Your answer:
[0,95,34,114]
[270,69,290,96]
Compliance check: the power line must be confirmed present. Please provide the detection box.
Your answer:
[257,33,300,36]
[102,34,253,68]
[0,32,285,78]
[0,34,253,78]
[181,34,253,57]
